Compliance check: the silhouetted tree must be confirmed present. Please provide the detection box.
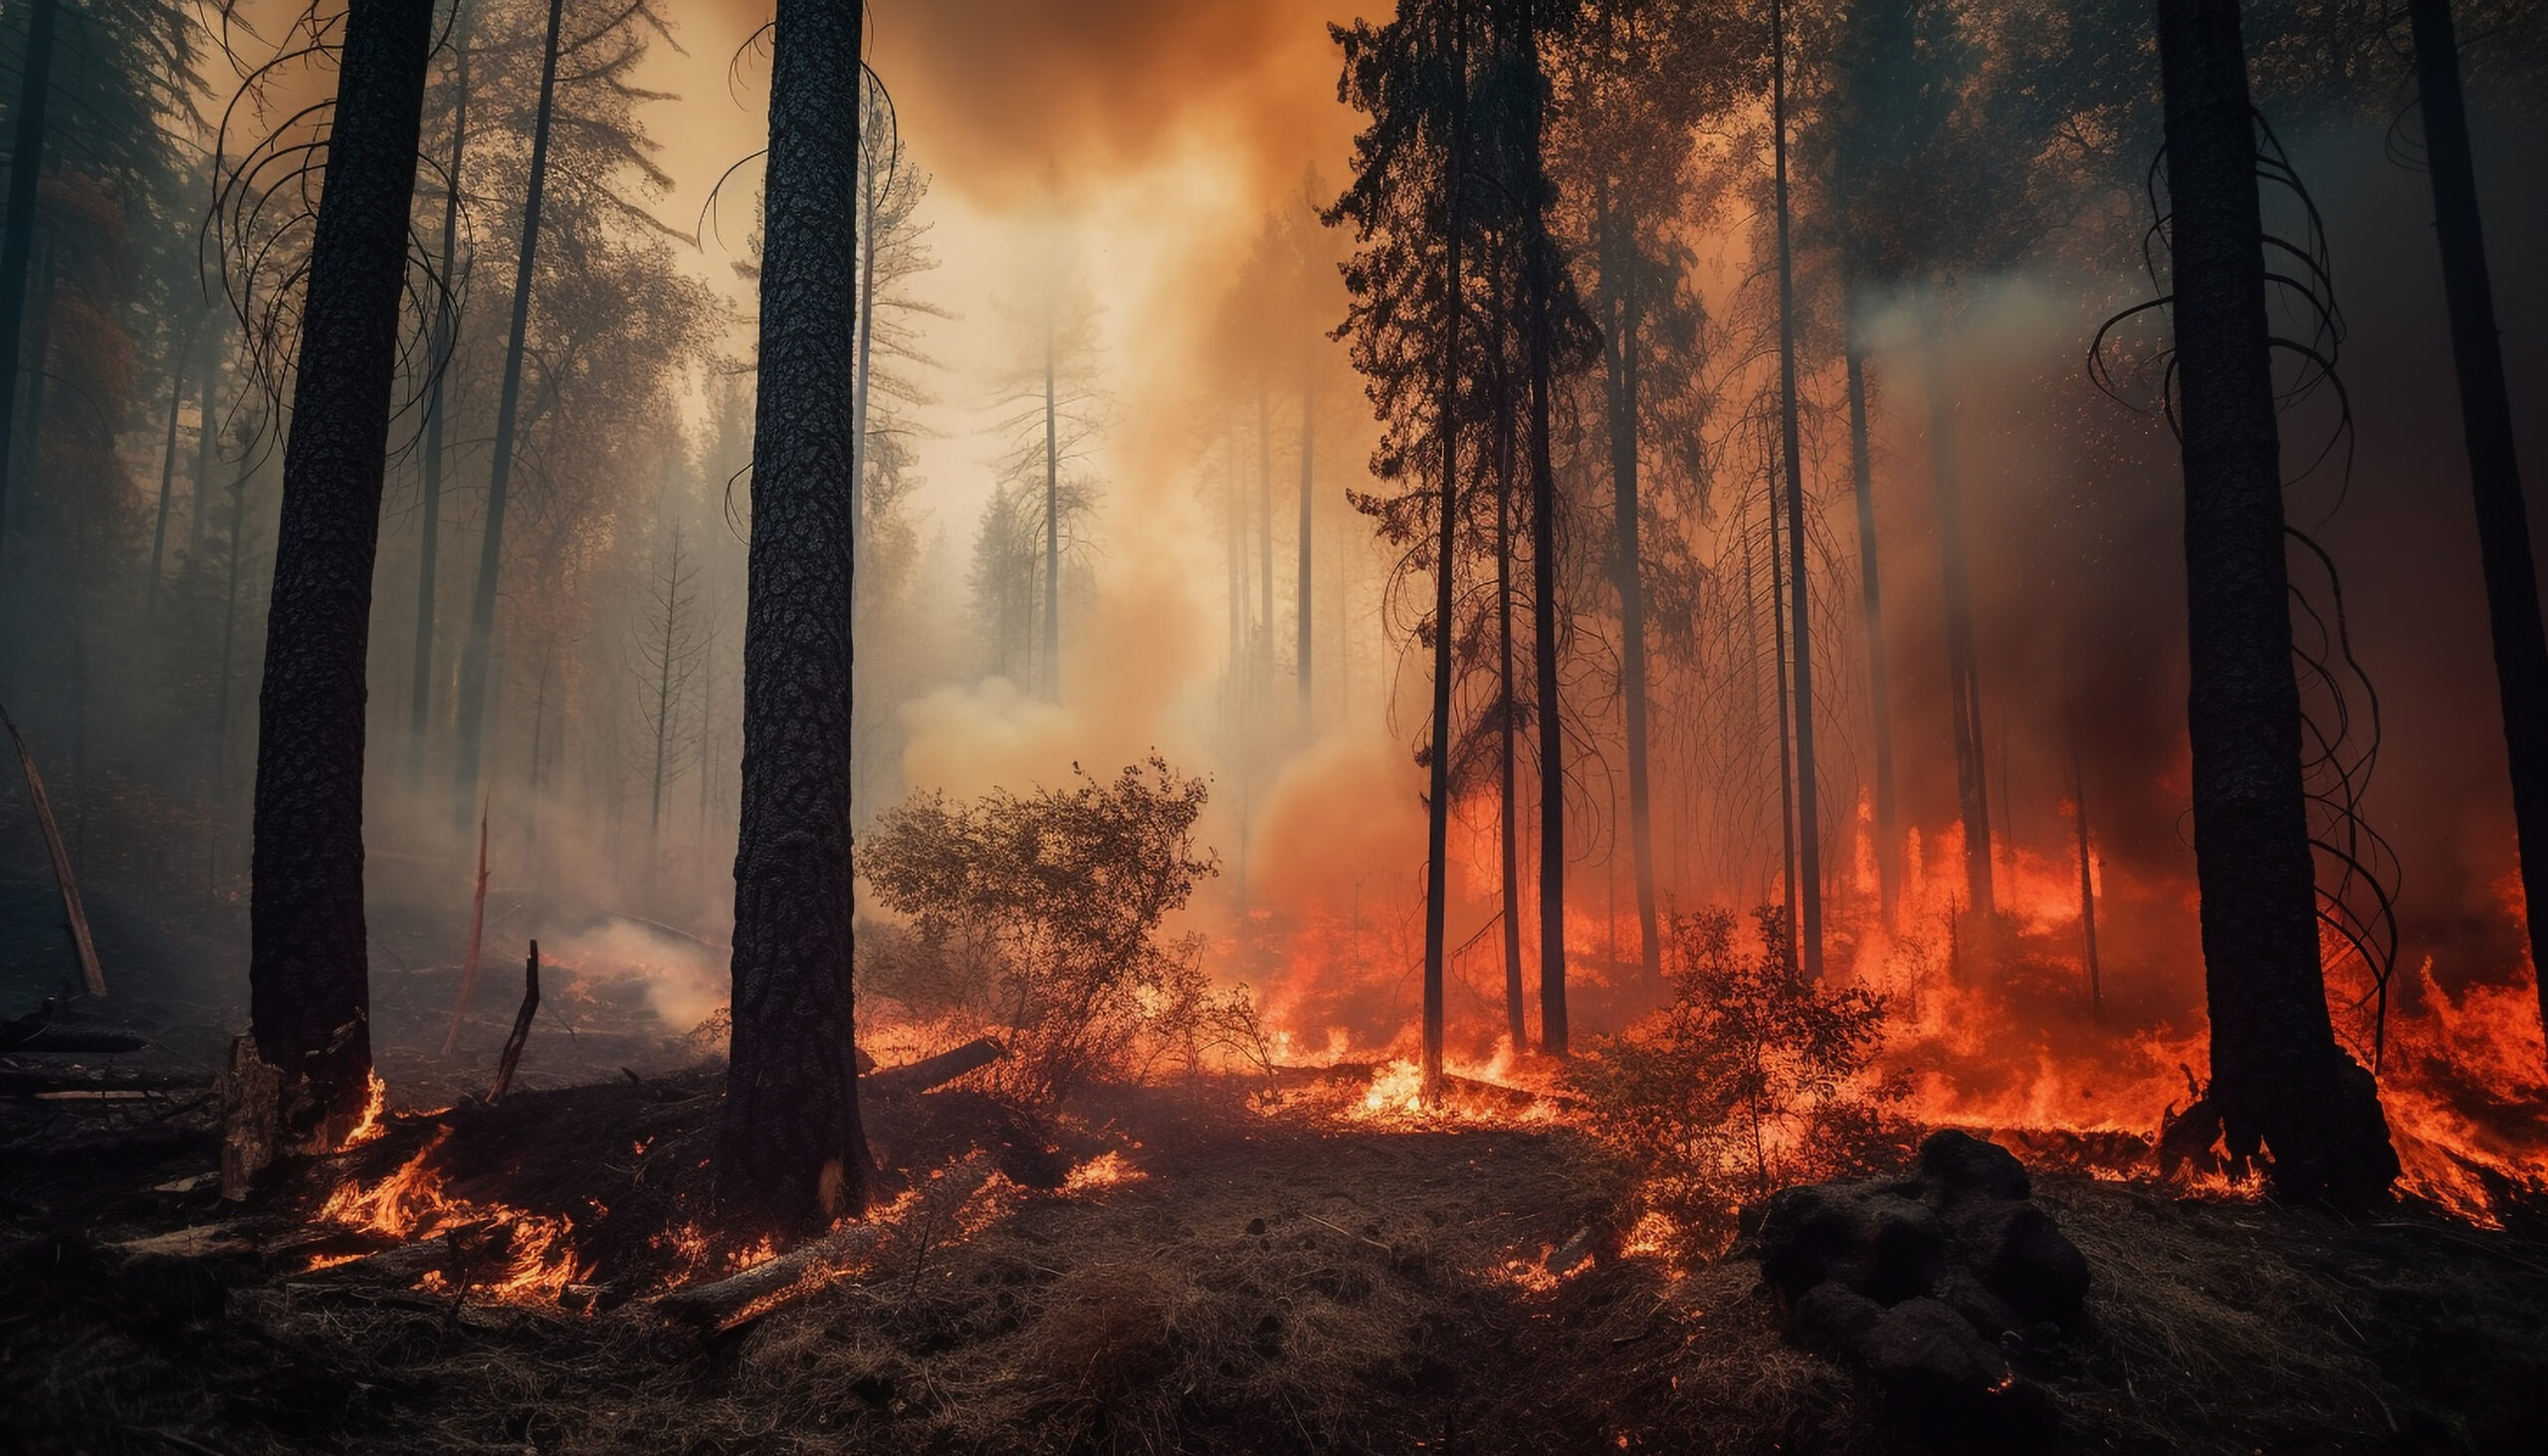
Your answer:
[2406,0,2548,1060]
[719,0,866,1237]
[2154,0,2394,1206]
[246,0,436,1147]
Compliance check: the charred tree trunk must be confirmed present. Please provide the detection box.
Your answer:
[450,0,562,826]
[1498,387,1524,1054]
[148,336,188,612]
[2074,727,2101,1018]
[1596,181,1662,991]
[1769,454,1799,964]
[721,0,867,1237]
[1298,354,1314,724]
[1421,6,1468,1103]
[1521,58,1568,1057]
[411,3,472,785]
[246,0,436,1148]
[2156,0,2395,1206]
[1845,341,1901,926]
[0,0,57,565]
[2406,0,2548,1055]
[1772,0,1824,980]
[1924,318,1994,925]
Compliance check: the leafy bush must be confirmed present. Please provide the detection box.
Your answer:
[862,755,1266,1102]
[1570,906,1908,1245]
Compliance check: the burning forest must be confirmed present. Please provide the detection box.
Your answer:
[6,0,2548,1451]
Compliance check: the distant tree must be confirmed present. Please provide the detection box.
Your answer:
[449,0,564,826]
[243,0,436,1147]
[2152,0,2394,1205]
[720,0,865,1238]
[985,239,1105,700]
[409,0,475,784]
[632,519,705,849]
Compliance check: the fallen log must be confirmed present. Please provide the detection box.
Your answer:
[7,1028,152,1054]
[0,1070,208,1096]
[1,704,106,996]
[863,1037,1004,1097]
[486,941,539,1103]
[646,1152,998,1334]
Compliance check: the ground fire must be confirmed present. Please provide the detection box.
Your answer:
[6,0,2548,1452]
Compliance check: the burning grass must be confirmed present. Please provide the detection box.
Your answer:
[12,1069,2548,1454]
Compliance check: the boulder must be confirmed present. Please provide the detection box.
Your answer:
[1749,1132,2087,1452]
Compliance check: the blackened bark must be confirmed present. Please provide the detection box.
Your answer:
[1923,321,1994,923]
[0,0,58,559]
[248,0,435,1147]
[148,337,187,611]
[1770,453,1799,963]
[1421,8,1467,1102]
[1845,344,1900,925]
[1498,391,1524,1054]
[1596,182,1662,991]
[411,3,472,784]
[721,0,867,1237]
[2156,0,2395,1205]
[1772,0,1822,980]
[451,0,561,823]
[2407,0,2548,1055]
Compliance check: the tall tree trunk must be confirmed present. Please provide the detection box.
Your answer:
[2155,0,2395,1206]
[1772,0,1823,980]
[1596,181,1662,991]
[2074,727,2101,1017]
[1042,305,1059,700]
[852,83,879,602]
[0,0,57,566]
[1498,389,1524,1054]
[451,0,563,825]
[1521,37,1568,1057]
[412,3,472,785]
[1924,317,1995,923]
[1421,4,1468,1103]
[2407,0,2548,1053]
[148,337,188,613]
[1769,456,1799,962]
[1298,354,1314,724]
[722,0,867,1238]
[1258,382,1273,681]
[1845,341,1901,925]
[247,0,436,1148]
[192,319,221,563]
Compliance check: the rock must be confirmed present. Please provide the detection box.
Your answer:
[1933,1268,2020,1343]
[1952,1201,2090,1328]
[1864,1300,2058,1452]
[1862,1297,2006,1397]
[1791,1282,1883,1355]
[1919,1129,2031,1202]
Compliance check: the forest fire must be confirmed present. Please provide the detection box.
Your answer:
[14,0,2548,1450]
[308,1129,587,1304]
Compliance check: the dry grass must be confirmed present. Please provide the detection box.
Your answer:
[8,1078,2548,1453]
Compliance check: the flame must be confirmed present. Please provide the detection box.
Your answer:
[337,1072,389,1148]
[1061,1150,1145,1193]
[312,1128,587,1303]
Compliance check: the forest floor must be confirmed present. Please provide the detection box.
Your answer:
[7,1047,2548,1456]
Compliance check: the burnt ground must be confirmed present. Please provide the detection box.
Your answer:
[4,1068,2548,1456]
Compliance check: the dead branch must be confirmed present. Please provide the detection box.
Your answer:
[441,801,492,1058]
[487,941,540,1104]
[0,703,105,995]
[863,1037,1005,1097]
[644,1152,998,1335]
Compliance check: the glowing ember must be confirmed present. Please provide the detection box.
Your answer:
[1061,1150,1144,1193]
[312,1128,587,1303]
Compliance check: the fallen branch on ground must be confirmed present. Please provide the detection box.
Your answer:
[863,1037,1005,1097]
[644,1151,999,1334]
